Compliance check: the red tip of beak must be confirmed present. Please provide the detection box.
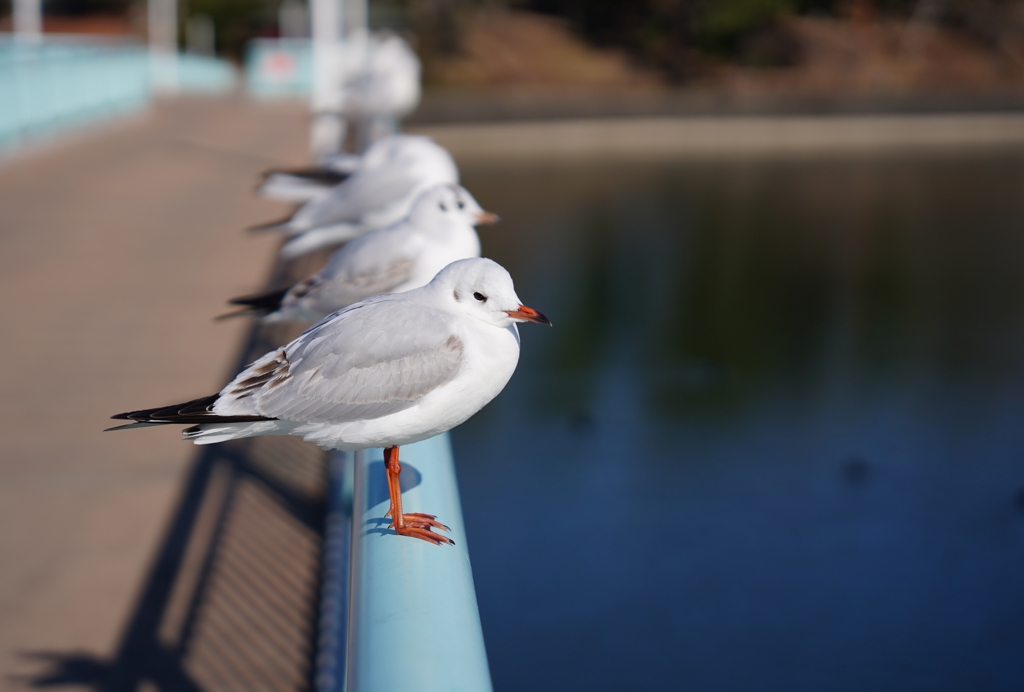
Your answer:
[475,211,501,225]
[505,304,552,326]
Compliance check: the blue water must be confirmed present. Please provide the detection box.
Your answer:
[454,154,1024,692]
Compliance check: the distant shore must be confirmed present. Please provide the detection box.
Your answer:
[411,111,1024,163]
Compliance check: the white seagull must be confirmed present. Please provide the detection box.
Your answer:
[225,184,498,323]
[341,33,421,125]
[252,135,459,259]
[109,258,551,546]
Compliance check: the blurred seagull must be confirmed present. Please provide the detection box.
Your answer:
[252,135,459,259]
[224,184,498,323]
[258,35,423,204]
[109,258,551,546]
[342,33,421,127]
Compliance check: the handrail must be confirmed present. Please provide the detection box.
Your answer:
[318,433,494,692]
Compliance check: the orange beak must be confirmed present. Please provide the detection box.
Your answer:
[505,304,552,326]
[475,211,501,225]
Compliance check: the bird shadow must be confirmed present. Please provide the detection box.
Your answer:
[17,247,338,692]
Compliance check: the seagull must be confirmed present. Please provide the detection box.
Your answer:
[257,152,363,203]
[224,184,498,323]
[341,33,421,125]
[108,258,551,546]
[251,135,459,259]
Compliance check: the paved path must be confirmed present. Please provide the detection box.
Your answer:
[0,96,308,689]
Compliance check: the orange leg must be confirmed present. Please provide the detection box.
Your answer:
[383,446,453,546]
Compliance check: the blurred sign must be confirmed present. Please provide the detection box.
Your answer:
[246,39,312,97]
[260,50,298,82]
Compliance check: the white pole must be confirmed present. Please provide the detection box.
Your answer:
[148,0,179,93]
[344,0,366,38]
[309,0,344,156]
[343,0,373,151]
[13,0,43,43]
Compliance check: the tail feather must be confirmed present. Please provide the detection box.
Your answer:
[107,394,275,431]
[183,420,287,444]
[257,176,334,203]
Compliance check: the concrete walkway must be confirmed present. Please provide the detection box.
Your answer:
[0,96,308,689]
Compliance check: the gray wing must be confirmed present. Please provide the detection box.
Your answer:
[315,256,416,310]
[299,228,422,310]
[294,162,420,228]
[233,297,464,424]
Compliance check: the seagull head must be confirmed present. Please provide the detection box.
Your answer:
[432,258,551,329]
[410,184,499,230]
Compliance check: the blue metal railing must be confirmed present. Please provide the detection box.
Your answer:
[0,36,148,151]
[318,433,494,692]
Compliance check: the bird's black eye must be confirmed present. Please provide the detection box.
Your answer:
[439,202,447,212]
[473,292,486,302]
[457,201,465,209]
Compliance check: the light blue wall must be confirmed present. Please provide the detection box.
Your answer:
[0,34,236,154]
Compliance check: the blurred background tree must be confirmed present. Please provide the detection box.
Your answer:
[516,0,922,78]
[5,0,1024,87]
[182,0,279,58]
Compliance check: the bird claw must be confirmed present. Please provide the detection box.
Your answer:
[395,525,455,546]
[386,512,453,545]
[386,510,450,532]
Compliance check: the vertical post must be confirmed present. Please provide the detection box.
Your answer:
[342,0,372,152]
[309,0,344,156]
[148,0,179,93]
[316,451,354,692]
[13,0,43,43]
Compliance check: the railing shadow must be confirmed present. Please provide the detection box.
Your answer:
[19,249,335,692]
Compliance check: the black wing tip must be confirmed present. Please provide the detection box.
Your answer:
[107,394,274,429]
[260,167,349,186]
[104,421,161,432]
[228,287,289,312]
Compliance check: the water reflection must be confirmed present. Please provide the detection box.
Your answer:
[456,154,1024,692]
